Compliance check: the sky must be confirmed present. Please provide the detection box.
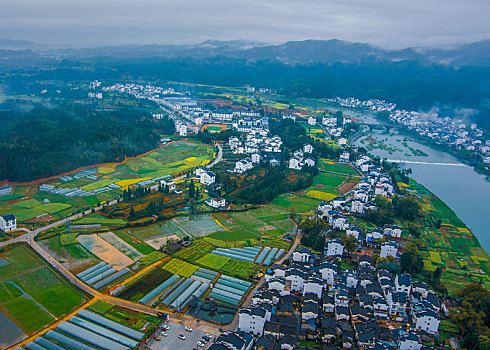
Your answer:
[0,0,489,49]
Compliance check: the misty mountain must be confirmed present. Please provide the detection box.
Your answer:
[1,38,488,67]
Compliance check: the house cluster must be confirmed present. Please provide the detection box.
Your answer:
[389,110,489,171]
[330,96,490,173]
[229,131,283,173]
[196,167,216,185]
[289,144,316,170]
[234,246,441,350]
[328,97,396,113]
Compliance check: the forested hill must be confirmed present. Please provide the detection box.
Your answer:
[0,105,174,182]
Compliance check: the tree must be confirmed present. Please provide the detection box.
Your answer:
[335,111,344,126]
[393,195,421,220]
[400,242,423,274]
[407,223,421,238]
[188,179,195,198]
[342,234,359,255]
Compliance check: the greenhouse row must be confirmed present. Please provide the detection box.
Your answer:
[137,271,210,311]
[212,246,262,262]
[208,274,251,305]
[76,263,129,289]
[18,308,145,350]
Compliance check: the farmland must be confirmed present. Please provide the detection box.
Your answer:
[0,245,87,335]
[220,259,256,278]
[118,268,172,302]
[320,160,359,176]
[196,253,231,269]
[269,193,320,213]
[174,240,215,261]
[0,142,214,225]
[401,179,490,293]
[162,258,199,278]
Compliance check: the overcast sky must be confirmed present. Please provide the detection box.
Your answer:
[1,0,489,49]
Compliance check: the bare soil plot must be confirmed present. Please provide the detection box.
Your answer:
[78,234,134,270]
[99,231,143,261]
[144,234,180,250]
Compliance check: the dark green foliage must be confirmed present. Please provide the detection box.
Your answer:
[0,105,175,181]
[393,195,421,220]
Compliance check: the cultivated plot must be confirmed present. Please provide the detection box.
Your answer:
[78,234,134,270]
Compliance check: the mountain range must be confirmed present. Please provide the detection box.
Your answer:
[1,38,489,66]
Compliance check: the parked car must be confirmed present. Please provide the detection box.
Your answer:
[197,341,205,347]
[185,326,193,332]
[202,336,210,342]
[162,331,168,337]
[178,334,186,340]
[155,336,161,341]
[162,324,170,330]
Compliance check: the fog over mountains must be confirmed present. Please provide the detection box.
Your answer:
[1,38,489,66]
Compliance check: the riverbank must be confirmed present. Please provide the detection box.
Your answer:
[400,178,490,294]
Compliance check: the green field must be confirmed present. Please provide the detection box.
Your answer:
[0,142,214,224]
[73,215,127,226]
[174,240,215,261]
[268,193,320,213]
[0,245,88,334]
[220,259,256,278]
[311,172,348,194]
[196,253,231,269]
[320,160,358,176]
[162,258,198,278]
[209,208,294,242]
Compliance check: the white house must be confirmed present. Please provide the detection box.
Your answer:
[160,179,176,191]
[338,138,347,146]
[289,157,302,170]
[207,197,226,209]
[292,248,311,263]
[384,225,402,238]
[395,273,412,295]
[414,310,440,334]
[199,169,216,185]
[304,158,316,167]
[350,200,365,214]
[326,238,344,257]
[319,262,337,286]
[398,333,422,350]
[308,116,316,125]
[238,307,268,336]
[235,158,254,173]
[303,277,323,298]
[380,241,398,258]
[0,213,16,232]
[285,268,306,293]
[303,143,314,154]
[251,153,261,164]
[346,226,362,240]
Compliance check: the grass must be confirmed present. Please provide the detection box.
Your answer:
[74,215,127,226]
[162,258,198,278]
[269,193,320,213]
[12,199,42,208]
[320,160,358,175]
[0,245,87,334]
[196,253,230,269]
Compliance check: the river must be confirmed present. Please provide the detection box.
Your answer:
[352,115,490,254]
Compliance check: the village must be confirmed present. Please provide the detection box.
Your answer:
[0,81,488,350]
[329,97,490,175]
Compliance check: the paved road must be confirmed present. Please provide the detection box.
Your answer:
[0,199,118,249]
